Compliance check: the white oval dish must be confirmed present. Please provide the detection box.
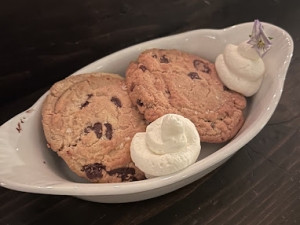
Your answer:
[0,22,293,203]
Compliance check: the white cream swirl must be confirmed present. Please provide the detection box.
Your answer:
[130,114,201,177]
[215,41,265,97]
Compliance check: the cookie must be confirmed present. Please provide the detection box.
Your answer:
[42,73,146,183]
[126,49,247,143]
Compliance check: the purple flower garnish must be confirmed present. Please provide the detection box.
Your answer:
[247,19,272,58]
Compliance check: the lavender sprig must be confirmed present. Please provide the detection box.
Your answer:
[247,19,272,58]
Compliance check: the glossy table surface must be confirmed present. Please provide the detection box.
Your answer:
[1,0,300,224]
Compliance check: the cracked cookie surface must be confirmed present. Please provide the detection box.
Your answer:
[126,49,247,143]
[42,73,146,183]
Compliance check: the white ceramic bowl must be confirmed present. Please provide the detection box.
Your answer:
[0,22,293,203]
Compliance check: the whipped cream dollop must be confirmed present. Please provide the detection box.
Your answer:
[215,41,265,97]
[130,114,201,177]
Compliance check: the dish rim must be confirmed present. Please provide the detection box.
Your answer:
[0,21,294,196]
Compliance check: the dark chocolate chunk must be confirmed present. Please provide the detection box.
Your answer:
[139,65,147,72]
[108,167,135,181]
[193,59,210,73]
[223,86,230,91]
[188,72,201,80]
[137,99,144,106]
[104,123,113,140]
[160,55,169,63]
[93,122,103,139]
[84,125,92,134]
[152,54,157,58]
[80,101,89,109]
[84,123,102,139]
[80,94,93,109]
[82,163,105,179]
[110,96,122,108]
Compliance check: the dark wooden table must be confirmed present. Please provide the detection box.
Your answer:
[1,0,300,224]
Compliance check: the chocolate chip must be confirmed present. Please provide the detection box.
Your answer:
[152,54,157,58]
[137,99,144,106]
[84,126,92,134]
[84,123,102,139]
[80,101,89,109]
[188,72,200,80]
[223,86,230,91]
[160,55,169,63]
[111,97,122,108]
[139,65,147,72]
[82,164,137,181]
[108,167,136,181]
[82,163,105,179]
[80,94,93,109]
[93,122,103,139]
[193,60,210,73]
[104,123,113,140]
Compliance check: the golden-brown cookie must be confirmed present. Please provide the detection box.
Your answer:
[126,49,247,143]
[42,73,146,183]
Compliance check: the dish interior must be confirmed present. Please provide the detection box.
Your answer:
[0,22,293,198]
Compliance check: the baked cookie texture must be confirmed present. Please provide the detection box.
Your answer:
[42,73,146,183]
[126,49,247,143]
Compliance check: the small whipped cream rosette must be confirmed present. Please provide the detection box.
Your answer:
[215,20,272,97]
[130,114,201,177]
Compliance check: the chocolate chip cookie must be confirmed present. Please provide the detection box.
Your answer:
[42,73,146,183]
[126,49,247,143]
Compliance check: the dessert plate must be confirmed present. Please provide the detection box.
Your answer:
[0,22,293,203]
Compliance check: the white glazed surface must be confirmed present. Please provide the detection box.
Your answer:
[0,22,293,203]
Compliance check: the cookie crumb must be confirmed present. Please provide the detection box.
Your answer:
[26,109,34,113]
[16,122,22,133]
[66,128,72,133]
